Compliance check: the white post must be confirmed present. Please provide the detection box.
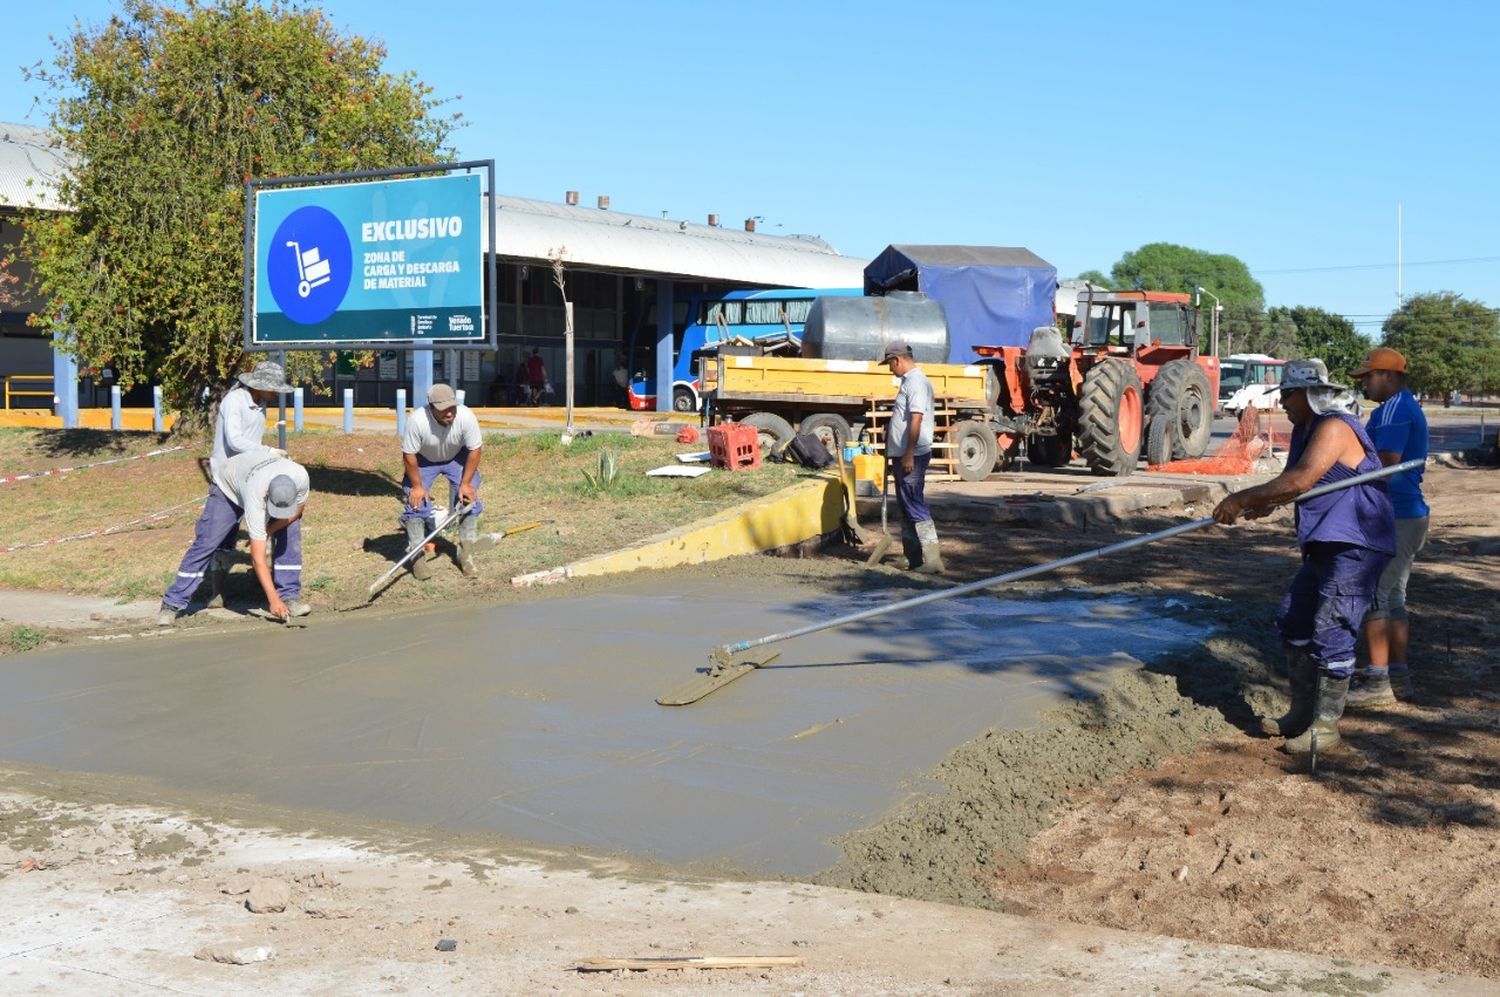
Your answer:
[152,386,164,433]
[564,300,576,436]
[293,386,304,432]
[343,388,353,434]
[111,385,122,430]
[456,388,466,406]
[396,388,407,439]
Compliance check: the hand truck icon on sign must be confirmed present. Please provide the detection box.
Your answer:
[285,240,332,298]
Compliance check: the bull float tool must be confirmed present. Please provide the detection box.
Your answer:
[657,459,1425,706]
[366,501,473,598]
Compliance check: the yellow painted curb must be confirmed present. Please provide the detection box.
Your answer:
[0,410,176,431]
[512,471,849,587]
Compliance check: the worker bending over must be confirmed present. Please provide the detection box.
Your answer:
[402,383,485,578]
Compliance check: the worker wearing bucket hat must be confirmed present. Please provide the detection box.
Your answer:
[203,360,295,607]
[1347,347,1429,707]
[158,447,310,625]
[1213,358,1396,754]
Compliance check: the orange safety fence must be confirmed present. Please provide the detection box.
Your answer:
[1147,407,1291,475]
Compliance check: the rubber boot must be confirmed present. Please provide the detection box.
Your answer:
[457,513,480,578]
[205,551,229,609]
[405,519,433,581]
[913,519,945,575]
[1281,673,1350,755]
[1259,649,1318,736]
[1346,667,1397,710]
[898,520,922,571]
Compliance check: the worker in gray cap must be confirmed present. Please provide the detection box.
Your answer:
[158,447,311,624]
[882,339,943,573]
[204,359,295,607]
[400,382,485,578]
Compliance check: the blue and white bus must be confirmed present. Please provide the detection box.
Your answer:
[627,287,860,411]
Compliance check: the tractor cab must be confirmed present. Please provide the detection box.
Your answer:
[1072,290,1199,360]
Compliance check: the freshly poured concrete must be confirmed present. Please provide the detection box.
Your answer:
[0,578,1208,875]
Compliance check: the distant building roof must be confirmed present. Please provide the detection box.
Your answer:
[0,122,69,212]
[490,194,867,288]
[1,120,867,288]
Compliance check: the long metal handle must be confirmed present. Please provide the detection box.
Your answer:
[718,458,1425,657]
[368,501,471,594]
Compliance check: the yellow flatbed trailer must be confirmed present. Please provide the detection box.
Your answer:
[702,354,1003,481]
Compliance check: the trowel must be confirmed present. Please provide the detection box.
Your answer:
[657,459,1425,706]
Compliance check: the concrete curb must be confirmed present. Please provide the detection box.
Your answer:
[511,472,848,587]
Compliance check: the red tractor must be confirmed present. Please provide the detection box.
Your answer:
[977,290,1220,476]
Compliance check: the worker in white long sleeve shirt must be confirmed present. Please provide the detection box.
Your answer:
[206,360,294,606]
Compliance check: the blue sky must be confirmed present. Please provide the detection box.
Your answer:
[6,1,1499,334]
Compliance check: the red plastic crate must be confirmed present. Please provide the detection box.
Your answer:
[708,422,761,471]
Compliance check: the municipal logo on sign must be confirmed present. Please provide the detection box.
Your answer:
[267,205,353,325]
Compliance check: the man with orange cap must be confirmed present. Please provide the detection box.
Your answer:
[1348,347,1428,707]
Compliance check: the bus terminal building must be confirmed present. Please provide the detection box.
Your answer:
[0,122,868,413]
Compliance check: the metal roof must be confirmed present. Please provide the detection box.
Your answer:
[490,194,868,288]
[0,122,69,212]
[0,122,869,288]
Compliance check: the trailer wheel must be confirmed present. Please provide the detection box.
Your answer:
[1144,359,1213,462]
[951,420,999,481]
[740,411,795,454]
[798,413,852,457]
[1077,359,1143,476]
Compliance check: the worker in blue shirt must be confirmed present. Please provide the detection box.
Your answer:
[1347,347,1429,707]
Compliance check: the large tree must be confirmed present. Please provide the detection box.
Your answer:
[18,0,456,414]
[1272,305,1370,376]
[1381,292,1500,396]
[1074,269,1113,289]
[1110,242,1265,311]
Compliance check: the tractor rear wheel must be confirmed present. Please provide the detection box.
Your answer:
[1077,360,1144,476]
[1144,359,1213,464]
[950,420,999,481]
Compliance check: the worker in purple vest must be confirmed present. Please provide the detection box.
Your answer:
[401,383,484,578]
[157,447,310,625]
[1212,359,1396,754]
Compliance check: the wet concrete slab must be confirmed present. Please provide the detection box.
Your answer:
[0,578,1208,876]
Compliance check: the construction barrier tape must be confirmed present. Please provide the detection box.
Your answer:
[0,497,204,555]
[0,445,188,486]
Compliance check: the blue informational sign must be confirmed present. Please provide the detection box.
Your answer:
[252,173,484,344]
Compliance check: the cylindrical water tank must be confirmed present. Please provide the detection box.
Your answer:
[801,291,950,364]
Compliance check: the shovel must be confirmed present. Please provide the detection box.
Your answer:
[658,458,1426,706]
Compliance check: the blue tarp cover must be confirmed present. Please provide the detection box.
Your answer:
[863,245,1057,361]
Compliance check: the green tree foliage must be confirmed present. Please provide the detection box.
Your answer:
[1110,242,1265,311]
[1215,302,1287,357]
[1381,292,1500,396]
[1274,306,1370,377]
[1075,269,1113,289]
[19,0,456,415]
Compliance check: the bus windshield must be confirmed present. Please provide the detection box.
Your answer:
[627,287,859,412]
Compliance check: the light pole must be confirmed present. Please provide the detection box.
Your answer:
[1195,286,1223,356]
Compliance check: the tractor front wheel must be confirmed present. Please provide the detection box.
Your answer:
[1077,360,1144,476]
[1144,359,1214,464]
